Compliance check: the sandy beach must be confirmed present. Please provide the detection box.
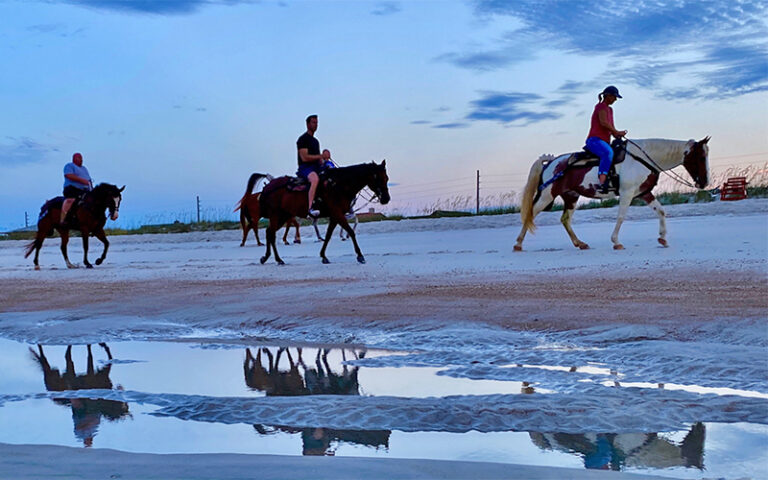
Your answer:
[1,199,766,479]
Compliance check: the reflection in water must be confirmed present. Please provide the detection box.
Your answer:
[530,423,705,471]
[245,347,391,456]
[30,344,131,447]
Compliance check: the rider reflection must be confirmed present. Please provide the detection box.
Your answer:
[529,423,705,471]
[245,347,390,456]
[30,343,130,447]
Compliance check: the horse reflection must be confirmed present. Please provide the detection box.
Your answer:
[245,347,390,455]
[529,423,705,471]
[30,343,130,447]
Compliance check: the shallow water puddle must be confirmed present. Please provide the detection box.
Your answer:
[0,338,766,478]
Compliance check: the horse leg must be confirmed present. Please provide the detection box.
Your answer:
[254,218,263,246]
[640,192,669,247]
[81,228,93,268]
[29,228,49,271]
[270,215,289,265]
[260,224,273,264]
[239,212,248,247]
[610,194,633,250]
[93,229,109,265]
[319,219,338,264]
[282,223,291,245]
[58,228,77,268]
[514,189,555,251]
[313,218,323,242]
[338,216,365,264]
[560,193,589,250]
[293,219,301,244]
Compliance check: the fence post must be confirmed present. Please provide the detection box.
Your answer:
[196,196,201,223]
[476,170,480,215]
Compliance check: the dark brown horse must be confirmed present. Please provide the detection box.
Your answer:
[257,161,390,265]
[24,183,124,270]
[234,174,301,247]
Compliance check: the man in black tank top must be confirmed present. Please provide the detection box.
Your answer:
[296,115,330,217]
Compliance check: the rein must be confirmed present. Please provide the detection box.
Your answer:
[625,139,698,189]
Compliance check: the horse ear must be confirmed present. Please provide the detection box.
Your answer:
[381,159,386,167]
[700,136,711,144]
[119,185,125,192]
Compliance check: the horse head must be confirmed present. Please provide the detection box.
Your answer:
[366,160,390,205]
[93,183,125,221]
[683,137,710,189]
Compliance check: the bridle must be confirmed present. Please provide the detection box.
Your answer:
[625,139,701,189]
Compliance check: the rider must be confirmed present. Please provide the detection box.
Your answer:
[61,152,93,225]
[586,86,627,190]
[297,115,331,217]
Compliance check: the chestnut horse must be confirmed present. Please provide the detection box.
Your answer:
[235,174,301,247]
[515,137,709,250]
[257,161,390,265]
[24,183,124,269]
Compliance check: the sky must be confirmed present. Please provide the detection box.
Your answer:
[1,0,767,230]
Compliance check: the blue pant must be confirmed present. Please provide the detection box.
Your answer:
[585,137,613,176]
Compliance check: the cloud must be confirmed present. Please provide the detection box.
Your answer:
[465,91,561,125]
[58,0,253,15]
[371,2,401,16]
[26,23,86,37]
[435,48,534,71]
[0,137,59,166]
[460,0,768,98]
[410,120,431,125]
[432,122,469,129]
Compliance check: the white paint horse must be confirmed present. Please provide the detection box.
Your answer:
[514,137,710,251]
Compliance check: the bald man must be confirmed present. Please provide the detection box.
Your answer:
[60,152,93,225]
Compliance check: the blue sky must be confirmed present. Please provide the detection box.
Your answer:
[1,0,766,230]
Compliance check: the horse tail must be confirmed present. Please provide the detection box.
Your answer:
[24,238,41,258]
[520,154,549,234]
[235,173,270,212]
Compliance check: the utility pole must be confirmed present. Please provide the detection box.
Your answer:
[476,170,480,215]
[24,211,29,228]
[196,196,201,223]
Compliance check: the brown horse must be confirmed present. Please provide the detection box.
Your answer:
[257,161,390,265]
[235,180,301,247]
[24,183,124,270]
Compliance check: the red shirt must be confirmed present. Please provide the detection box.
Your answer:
[588,102,613,143]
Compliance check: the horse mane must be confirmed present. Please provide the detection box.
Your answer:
[324,162,377,183]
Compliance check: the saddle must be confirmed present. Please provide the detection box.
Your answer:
[39,194,86,224]
[538,139,627,195]
[262,175,310,196]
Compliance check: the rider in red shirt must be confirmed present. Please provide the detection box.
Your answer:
[586,86,627,188]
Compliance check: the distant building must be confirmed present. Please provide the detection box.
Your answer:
[357,208,385,221]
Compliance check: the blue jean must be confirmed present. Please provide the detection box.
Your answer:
[585,137,613,176]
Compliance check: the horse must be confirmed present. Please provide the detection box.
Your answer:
[257,161,390,265]
[514,137,710,251]
[235,174,301,247]
[24,183,124,270]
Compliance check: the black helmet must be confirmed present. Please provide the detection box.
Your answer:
[602,85,622,98]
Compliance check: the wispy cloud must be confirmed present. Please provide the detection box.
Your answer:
[432,122,469,129]
[455,0,768,99]
[410,120,431,125]
[465,91,561,126]
[0,137,59,166]
[435,48,534,71]
[57,0,253,15]
[27,23,85,37]
[371,1,401,16]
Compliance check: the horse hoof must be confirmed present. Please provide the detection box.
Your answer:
[34,265,40,271]
[513,245,523,252]
[260,256,268,264]
[85,264,93,269]
[67,263,78,269]
[578,243,590,250]
[294,240,301,244]
[357,255,366,264]
[277,260,285,266]
[322,257,330,264]
[613,244,625,250]
[658,238,668,247]
[95,258,103,265]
